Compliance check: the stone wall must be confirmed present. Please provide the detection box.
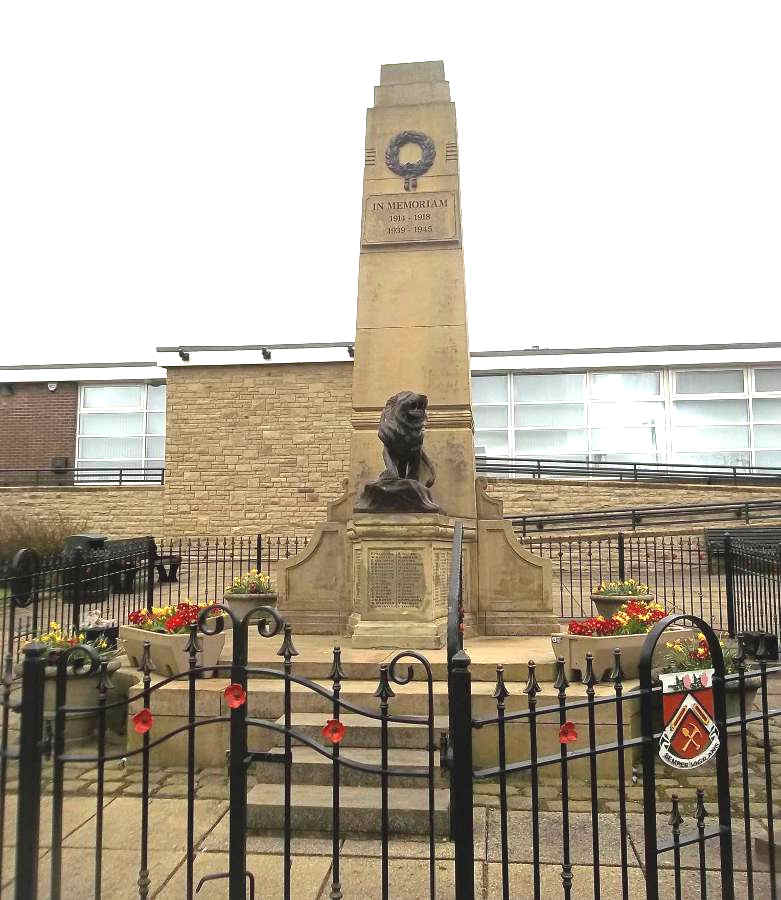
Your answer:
[0,486,164,537]
[484,477,781,517]
[162,362,354,535]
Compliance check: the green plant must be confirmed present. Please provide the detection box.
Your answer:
[661,634,740,675]
[592,579,650,596]
[226,569,272,595]
[568,598,666,636]
[0,511,87,561]
[24,621,116,657]
[127,601,219,633]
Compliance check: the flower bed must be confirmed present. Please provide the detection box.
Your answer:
[120,602,225,677]
[224,569,276,624]
[553,599,694,682]
[590,579,651,618]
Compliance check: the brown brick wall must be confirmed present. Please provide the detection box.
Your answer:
[162,362,354,535]
[0,382,78,470]
[0,486,164,537]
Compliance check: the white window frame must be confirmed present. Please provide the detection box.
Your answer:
[472,364,781,468]
[75,382,166,481]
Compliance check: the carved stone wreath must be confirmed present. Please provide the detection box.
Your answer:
[385,131,435,190]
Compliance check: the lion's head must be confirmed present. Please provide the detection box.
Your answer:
[378,391,428,454]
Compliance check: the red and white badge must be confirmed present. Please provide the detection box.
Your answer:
[658,669,720,770]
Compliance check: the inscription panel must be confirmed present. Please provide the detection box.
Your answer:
[433,549,451,618]
[368,549,425,610]
[362,191,458,246]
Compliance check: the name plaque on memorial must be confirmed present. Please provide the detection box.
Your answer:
[367,549,425,610]
[362,191,459,246]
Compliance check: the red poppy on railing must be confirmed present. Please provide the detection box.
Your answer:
[132,709,154,734]
[559,721,577,744]
[224,683,247,709]
[322,719,346,744]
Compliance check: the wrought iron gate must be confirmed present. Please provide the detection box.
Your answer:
[0,567,778,898]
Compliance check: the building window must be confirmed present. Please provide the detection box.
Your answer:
[671,369,750,466]
[76,383,165,480]
[472,364,781,468]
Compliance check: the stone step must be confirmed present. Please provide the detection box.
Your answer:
[253,745,448,788]
[242,656,559,684]
[246,782,450,835]
[284,713,449,750]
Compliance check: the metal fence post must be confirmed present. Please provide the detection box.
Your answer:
[146,538,156,613]
[450,649,474,900]
[15,643,47,900]
[617,533,626,582]
[724,534,736,637]
[256,534,262,573]
[70,548,84,634]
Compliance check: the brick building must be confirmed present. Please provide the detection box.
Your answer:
[2,341,781,537]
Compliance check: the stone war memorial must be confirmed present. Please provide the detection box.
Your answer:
[3,58,778,900]
[277,60,557,648]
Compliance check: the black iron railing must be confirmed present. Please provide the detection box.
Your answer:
[725,536,781,639]
[477,454,781,485]
[0,534,309,661]
[0,467,165,487]
[510,497,781,535]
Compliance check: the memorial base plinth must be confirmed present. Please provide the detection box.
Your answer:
[346,514,476,651]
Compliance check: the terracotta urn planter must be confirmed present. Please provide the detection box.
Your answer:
[591,593,655,619]
[224,593,277,625]
[551,626,698,682]
[119,617,226,678]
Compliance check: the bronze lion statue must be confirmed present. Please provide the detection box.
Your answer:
[378,391,436,487]
[354,390,439,513]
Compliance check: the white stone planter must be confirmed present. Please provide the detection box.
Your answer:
[551,626,698,682]
[15,656,132,742]
[224,593,277,625]
[590,593,655,619]
[119,619,226,678]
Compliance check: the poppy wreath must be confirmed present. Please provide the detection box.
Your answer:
[224,683,247,709]
[133,709,154,734]
[322,719,346,745]
[385,131,436,180]
[559,721,578,744]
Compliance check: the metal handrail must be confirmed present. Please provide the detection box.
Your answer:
[476,455,781,485]
[511,498,781,534]
[0,467,165,486]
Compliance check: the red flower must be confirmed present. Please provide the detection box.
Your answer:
[559,721,577,744]
[132,709,154,734]
[224,683,247,709]
[322,719,346,745]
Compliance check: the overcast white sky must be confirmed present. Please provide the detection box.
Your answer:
[1,3,779,366]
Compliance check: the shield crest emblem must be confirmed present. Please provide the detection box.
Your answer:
[658,669,720,769]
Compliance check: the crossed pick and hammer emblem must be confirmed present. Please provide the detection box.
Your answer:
[680,723,702,752]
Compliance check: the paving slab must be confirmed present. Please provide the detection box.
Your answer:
[2,848,182,899]
[2,793,114,848]
[63,797,227,850]
[485,808,643,867]
[328,856,458,899]
[201,815,334,856]
[157,850,331,899]
[485,862,647,898]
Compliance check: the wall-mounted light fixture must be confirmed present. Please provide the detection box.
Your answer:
[47,382,58,392]
[177,348,190,361]
[347,345,355,358]
[261,348,271,360]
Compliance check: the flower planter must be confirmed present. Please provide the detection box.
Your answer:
[224,593,277,625]
[119,618,225,678]
[551,626,698,682]
[591,593,654,619]
[15,656,134,742]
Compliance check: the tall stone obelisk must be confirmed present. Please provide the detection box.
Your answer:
[277,62,557,645]
[350,61,476,518]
